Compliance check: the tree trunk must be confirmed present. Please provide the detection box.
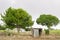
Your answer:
[45,29,49,35]
[17,28,20,33]
[45,25,50,35]
[16,25,20,33]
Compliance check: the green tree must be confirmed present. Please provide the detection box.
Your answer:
[36,14,59,35]
[1,7,34,33]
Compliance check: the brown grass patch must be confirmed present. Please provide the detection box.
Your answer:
[0,31,60,40]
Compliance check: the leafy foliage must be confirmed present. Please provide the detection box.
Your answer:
[1,7,34,30]
[36,14,59,34]
[36,14,59,27]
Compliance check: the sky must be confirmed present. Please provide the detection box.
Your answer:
[0,0,60,29]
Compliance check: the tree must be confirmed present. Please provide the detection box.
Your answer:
[36,14,59,35]
[1,7,34,33]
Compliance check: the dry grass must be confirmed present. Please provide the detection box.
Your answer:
[0,31,60,40]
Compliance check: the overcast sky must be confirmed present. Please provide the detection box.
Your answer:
[0,0,60,29]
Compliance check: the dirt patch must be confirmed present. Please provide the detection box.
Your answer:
[0,35,60,40]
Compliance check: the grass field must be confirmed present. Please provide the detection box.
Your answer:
[0,30,60,40]
[50,30,60,35]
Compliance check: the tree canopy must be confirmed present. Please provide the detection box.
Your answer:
[36,14,59,27]
[1,7,34,30]
[36,14,59,34]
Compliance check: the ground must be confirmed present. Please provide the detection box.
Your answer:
[0,30,60,40]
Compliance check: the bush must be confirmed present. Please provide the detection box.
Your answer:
[45,29,49,35]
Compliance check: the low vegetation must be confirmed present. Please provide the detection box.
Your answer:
[0,30,60,40]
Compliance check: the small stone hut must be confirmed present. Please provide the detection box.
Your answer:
[32,23,43,37]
